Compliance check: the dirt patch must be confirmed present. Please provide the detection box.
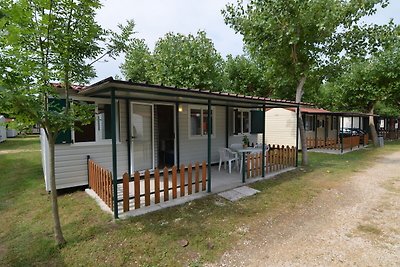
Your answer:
[0,149,40,155]
[209,151,400,266]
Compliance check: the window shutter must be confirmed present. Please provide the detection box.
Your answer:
[250,110,263,134]
[48,98,72,144]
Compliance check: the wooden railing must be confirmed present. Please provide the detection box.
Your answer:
[88,160,113,210]
[306,135,369,151]
[306,137,339,149]
[246,145,296,178]
[121,161,207,212]
[342,136,360,150]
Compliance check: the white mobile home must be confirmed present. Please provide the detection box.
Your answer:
[265,107,370,152]
[265,107,339,148]
[0,116,7,143]
[41,78,299,191]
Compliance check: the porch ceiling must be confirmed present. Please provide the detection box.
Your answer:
[79,77,299,108]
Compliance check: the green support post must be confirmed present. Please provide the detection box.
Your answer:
[262,104,266,177]
[340,116,344,153]
[225,106,229,148]
[111,89,118,219]
[126,99,131,179]
[207,100,212,193]
[175,102,180,167]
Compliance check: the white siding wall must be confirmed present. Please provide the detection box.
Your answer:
[265,108,297,147]
[179,104,225,164]
[178,105,261,165]
[49,100,129,190]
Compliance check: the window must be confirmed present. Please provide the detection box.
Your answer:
[74,101,95,143]
[189,106,215,138]
[304,115,315,131]
[97,103,112,140]
[331,116,338,130]
[73,101,119,143]
[233,109,250,135]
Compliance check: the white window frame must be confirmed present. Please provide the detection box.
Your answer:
[71,98,120,146]
[188,105,216,139]
[233,108,251,136]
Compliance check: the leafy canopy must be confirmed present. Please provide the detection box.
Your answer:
[121,31,224,90]
[222,0,390,100]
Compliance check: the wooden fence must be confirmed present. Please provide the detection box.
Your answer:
[342,136,360,149]
[88,160,113,210]
[246,145,296,178]
[306,137,339,149]
[306,134,369,151]
[121,161,207,212]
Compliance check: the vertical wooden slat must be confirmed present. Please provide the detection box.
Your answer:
[251,154,256,177]
[108,171,112,209]
[247,154,251,178]
[108,172,112,211]
[188,163,192,195]
[123,172,129,212]
[144,170,150,206]
[154,168,160,204]
[163,167,169,201]
[180,165,185,197]
[134,171,140,209]
[285,146,288,167]
[195,162,200,193]
[100,169,104,201]
[202,161,207,191]
[172,166,177,199]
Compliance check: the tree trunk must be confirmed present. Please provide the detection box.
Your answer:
[47,133,66,246]
[295,76,308,166]
[368,106,379,146]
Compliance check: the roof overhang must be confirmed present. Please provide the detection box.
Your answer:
[79,77,300,108]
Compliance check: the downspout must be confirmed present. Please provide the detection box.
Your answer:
[207,99,212,193]
[111,89,118,219]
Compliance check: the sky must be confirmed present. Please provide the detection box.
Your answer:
[92,0,400,83]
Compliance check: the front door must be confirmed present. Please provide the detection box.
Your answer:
[156,105,175,168]
[131,103,154,171]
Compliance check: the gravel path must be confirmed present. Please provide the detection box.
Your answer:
[210,151,400,266]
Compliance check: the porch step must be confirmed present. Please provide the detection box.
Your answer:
[218,186,260,202]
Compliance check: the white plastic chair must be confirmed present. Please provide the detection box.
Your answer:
[218,148,239,173]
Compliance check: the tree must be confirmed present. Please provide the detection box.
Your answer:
[0,0,134,246]
[223,0,389,165]
[120,39,153,83]
[121,31,224,90]
[224,54,273,96]
[320,40,400,145]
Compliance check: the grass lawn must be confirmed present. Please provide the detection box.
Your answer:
[0,137,399,266]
